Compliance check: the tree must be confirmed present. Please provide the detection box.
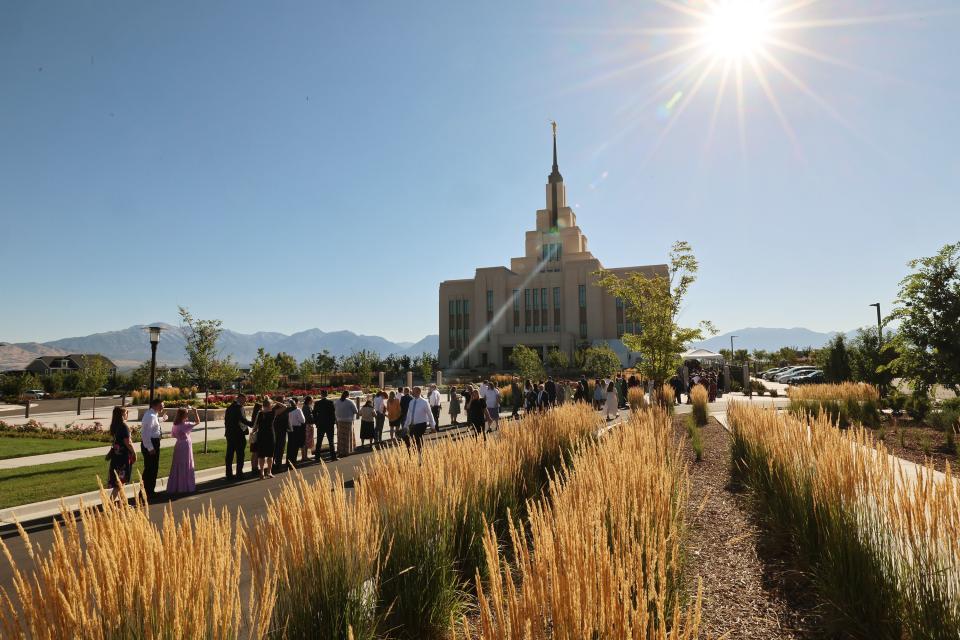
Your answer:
[249,348,281,396]
[819,334,851,383]
[890,242,960,395]
[546,348,570,372]
[595,241,715,399]
[510,345,545,381]
[341,349,378,386]
[581,345,622,378]
[179,306,224,452]
[210,357,241,393]
[849,328,896,391]
[311,350,337,385]
[3,373,42,401]
[77,356,110,419]
[296,358,316,387]
[168,368,193,389]
[273,351,298,377]
[416,352,437,384]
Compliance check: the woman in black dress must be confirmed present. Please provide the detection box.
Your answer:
[467,389,490,440]
[253,398,276,479]
[107,406,136,503]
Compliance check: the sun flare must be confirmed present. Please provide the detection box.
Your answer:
[701,0,773,60]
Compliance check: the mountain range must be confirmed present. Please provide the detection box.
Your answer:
[0,324,439,371]
[691,326,863,353]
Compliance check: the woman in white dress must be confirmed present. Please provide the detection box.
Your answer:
[605,379,619,420]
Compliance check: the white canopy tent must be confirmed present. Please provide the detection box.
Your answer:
[681,348,725,362]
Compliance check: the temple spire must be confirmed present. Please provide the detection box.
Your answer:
[548,120,563,184]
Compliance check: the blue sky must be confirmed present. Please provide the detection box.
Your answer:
[1,0,958,343]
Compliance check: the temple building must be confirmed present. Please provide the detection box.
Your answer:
[438,126,668,370]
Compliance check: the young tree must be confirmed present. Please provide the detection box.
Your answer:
[849,328,896,392]
[77,355,110,419]
[168,368,193,389]
[581,345,622,378]
[890,242,960,395]
[312,350,337,385]
[819,334,852,383]
[595,241,715,401]
[417,352,437,384]
[341,349,378,386]
[179,306,224,452]
[249,348,281,397]
[545,348,570,372]
[510,345,545,381]
[274,351,298,377]
[210,357,241,393]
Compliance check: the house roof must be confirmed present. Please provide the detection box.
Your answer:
[29,354,117,368]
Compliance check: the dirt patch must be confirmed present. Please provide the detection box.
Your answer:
[676,415,820,639]
[871,419,957,473]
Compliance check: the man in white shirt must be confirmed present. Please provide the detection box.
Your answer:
[482,381,501,431]
[286,399,306,469]
[403,386,436,451]
[140,399,165,500]
[427,384,442,433]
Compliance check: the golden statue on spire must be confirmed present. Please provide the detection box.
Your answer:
[550,120,557,138]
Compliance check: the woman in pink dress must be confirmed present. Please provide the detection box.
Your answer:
[167,407,199,495]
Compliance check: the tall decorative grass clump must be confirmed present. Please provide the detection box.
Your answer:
[690,384,709,426]
[0,492,271,640]
[655,383,676,414]
[787,382,880,427]
[627,386,647,412]
[729,402,960,638]
[246,471,383,640]
[362,402,602,638]
[465,408,700,639]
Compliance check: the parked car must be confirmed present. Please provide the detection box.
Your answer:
[761,367,789,381]
[774,366,817,383]
[779,367,819,383]
[23,389,46,400]
[790,370,824,385]
[758,368,783,379]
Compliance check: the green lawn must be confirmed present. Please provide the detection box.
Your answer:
[0,439,229,510]
[0,437,107,460]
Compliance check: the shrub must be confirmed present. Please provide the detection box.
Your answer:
[886,390,907,415]
[690,384,709,426]
[906,392,931,422]
[929,409,960,433]
[686,415,704,462]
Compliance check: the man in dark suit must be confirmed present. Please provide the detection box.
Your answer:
[545,377,557,407]
[224,394,252,480]
[313,390,338,461]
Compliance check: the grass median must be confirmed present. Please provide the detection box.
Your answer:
[0,437,106,460]
[0,439,228,510]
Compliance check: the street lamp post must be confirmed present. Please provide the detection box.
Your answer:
[730,335,738,363]
[869,303,882,347]
[148,326,163,405]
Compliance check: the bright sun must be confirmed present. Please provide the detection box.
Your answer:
[702,0,773,60]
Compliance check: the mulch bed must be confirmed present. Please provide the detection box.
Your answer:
[675,415,821,639]
[871,418,957,473]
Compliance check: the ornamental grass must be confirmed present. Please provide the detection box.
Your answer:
[361,402,602,638]
[655,384,675,413]
[0,490,271,640]
[690,385,708,426]
[245,471,382,640]
[787,382,880,427]
[728,401,960,638]
[463,408,700,639]
[628,386,648,412]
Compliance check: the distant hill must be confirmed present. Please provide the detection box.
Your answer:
[1,324,440,370]
[691,327,860,353]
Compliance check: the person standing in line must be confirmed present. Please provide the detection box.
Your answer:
[525,381,537,413]
[302,396,316,462]
[616,375,627,410]
[249,399,263,472]
[140,399,164,502]
[359,399,376,449]
[466,388,490,439]
[593,378,605,411]
[252,397,276,479]
[605,380,619,421]
[482,381,501,431]
[461,385,472,420]
[386,390,402,441]
[545,377,557,407]
[557,380,568,405]
[313,390,337,462]
[224,394,252,481]
[373,390,387,443]
[448,386,461,427]
[334,391,358,457]
[167,407,200,495]
[510,377,523,419]
[271,401,290,473]
[399,387,413,427]
[427,384,442,433]
[403,386,436,451]
[286,398,306,469]
[107,406,136,503]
